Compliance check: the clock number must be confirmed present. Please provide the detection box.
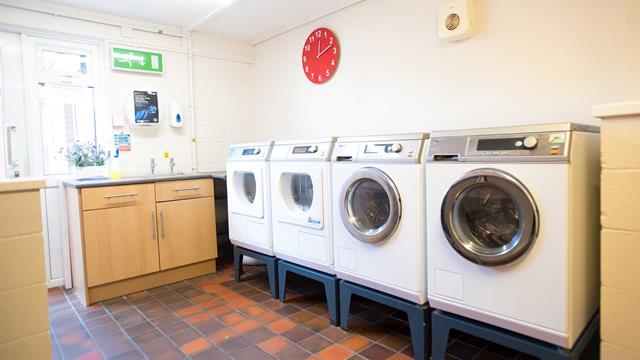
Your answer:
[303,56,307,63]
[310,35,314,43]
[305,44,310,52]
[305,66,309,73]
[324,31,327,37]
[318,74,323,82]
[325,69,330,77]
[316,30,322,37]
[331,59,335,66]
[311,73,315,80]
[329,37,333,45]
[333,47,337,54]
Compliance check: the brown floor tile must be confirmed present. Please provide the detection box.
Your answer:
[276,345,312,360]
[244,326,276,343]
[232,318,260,333]
[267,318,296,333]
[179,337,212,356]
[191,346,228,360]
[320,326,350,342]
[255,310,283,325]
[282,324,314,342]
[258,334,290,354]
[208,327,239,344]
[340,334,372,352]
[359,343,395,360]
[234,345,273,360]
[220,311,247,325]
[218,335,252,354]
[303,315,332,333]
[378,334,411,352]
[299,334,333,353]
[316,344,353,360]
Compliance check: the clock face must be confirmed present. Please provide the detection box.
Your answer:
[302,27,339,84]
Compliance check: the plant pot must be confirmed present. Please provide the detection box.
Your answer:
[74,165,107,179]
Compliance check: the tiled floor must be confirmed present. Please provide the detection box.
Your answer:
[48,257,543,360]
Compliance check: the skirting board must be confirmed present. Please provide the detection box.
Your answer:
[85,260,216,305]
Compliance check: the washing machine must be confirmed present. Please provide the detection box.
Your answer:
[425,123,600,349]
[332,133,429,303]
[269,138,336,273]
[226,142,275,255]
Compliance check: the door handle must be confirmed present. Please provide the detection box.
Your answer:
[5,125,18,174]
[103,193,139,199]
[173,187,201,192]
[151,211,157,241]
[160,210,165,239]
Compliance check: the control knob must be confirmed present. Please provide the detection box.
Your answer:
[309,145,319,153]
[253,148,262,155]
[523,136,538,149]
[390,143,403,153]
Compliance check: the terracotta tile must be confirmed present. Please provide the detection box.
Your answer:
[359,343,395,360]
[75,350,102,360]
[179,337,212,356]
[191,347,227,360]
[262,299,283,310]
[177,305,203,317]
[208,327,239,344]
[186,311,213,325]
[289,310,316,324]
[255,311,282,324]
[138,337,183,360]
[276,345,312,360]
[303,316,331,333]
[218,335,252,354]
[233,319,260,333]
[200,298,223,309]
[190,293,215,304]
[275,304,302,316]
[387,353,412,360]
[157,320,190,335]
[258,335,291,354]
[208,304,234,317]
[170,328,201,347]
[267,318,296,334]
[299,334,332,353]
[340,335,372,352]
[241,305,266,317]
[107,349,145,360]
[194,318,226,335]
[316,344,353,360]
[234,345,273,360]
[378,334,411,352]
[124,321,155,338]
[244,326,276,343]
[221,311,247,325]
[282,325,314,342]
[320,326,350,342]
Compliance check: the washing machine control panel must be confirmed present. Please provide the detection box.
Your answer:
[427,131,570,162]
[228,145,272,160]
[270,142,334,161]
[333,139,424,162]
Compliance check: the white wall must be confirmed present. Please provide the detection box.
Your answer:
[0,0,255,176]
[249,0,640,140]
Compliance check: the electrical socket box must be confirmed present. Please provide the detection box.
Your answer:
[439,0,476,42]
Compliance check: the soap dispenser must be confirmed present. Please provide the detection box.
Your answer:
[169,101,184,128]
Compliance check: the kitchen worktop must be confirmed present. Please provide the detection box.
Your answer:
[63,171,226,189]
[0,177,45,193]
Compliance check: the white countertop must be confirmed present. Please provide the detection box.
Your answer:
[593,101,640,118]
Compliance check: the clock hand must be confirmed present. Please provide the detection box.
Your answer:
[317,38,321,57]
[317,43,333,58]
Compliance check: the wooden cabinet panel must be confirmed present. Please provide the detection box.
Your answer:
[155,179,213,202]
[83,204,160,286]
[156,197,217,270]
[82,183,155,210]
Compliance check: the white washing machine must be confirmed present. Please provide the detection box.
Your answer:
[270,138,336,273]
[332,133,429,304]
[226,142,275,255]
[425,123,600,349]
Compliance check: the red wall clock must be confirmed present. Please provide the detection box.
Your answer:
[302,27,340,84]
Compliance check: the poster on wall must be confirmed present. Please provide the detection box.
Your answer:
[133,91,159,125]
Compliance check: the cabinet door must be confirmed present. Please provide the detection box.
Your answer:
[156,197,217,270]
[83,204,160,286]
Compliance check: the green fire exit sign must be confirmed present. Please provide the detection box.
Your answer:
[111,47,163,74]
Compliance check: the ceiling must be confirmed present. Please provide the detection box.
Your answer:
[41,0,364,44]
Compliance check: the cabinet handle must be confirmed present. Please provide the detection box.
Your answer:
[160,210,165,239]
[151,211,157,241]
[172,187,201,192]
[104,192,139,199]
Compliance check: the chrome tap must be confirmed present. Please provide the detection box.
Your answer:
[169,157,175,175]
[150,158,157,176]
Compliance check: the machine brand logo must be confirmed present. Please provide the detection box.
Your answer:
[308,217,321,225]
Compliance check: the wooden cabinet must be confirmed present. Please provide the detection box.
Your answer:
[67,177,218,305]
[157,197,217,270]
[83,203,160,286]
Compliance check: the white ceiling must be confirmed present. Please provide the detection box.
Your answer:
[41,0,364,44]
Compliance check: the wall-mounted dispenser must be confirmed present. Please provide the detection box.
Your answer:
[439,0,476,42]
[169,101,184,128]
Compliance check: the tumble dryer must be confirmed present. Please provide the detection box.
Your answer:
[226,142,275,255]
[425,123,600,348]
[270,138,336,273]
[332,133,429,303]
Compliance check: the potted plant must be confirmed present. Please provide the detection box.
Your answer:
[63,142,108,178]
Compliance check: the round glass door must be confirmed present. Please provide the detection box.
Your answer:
[235,171,257,204]
[339,167,401,243]
[441,169,539,266]
[282,173,314,213]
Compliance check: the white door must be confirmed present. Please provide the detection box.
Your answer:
[0,31,28,179]
[271,163,324,229]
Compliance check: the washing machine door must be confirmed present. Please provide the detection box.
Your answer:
[228,163,265,219]
[273,165,324,229]
[339,167,401,244]
[441,168,539,266]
